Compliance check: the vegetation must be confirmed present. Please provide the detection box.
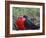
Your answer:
[12,7,40,30]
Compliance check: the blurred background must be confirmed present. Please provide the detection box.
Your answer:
[12,7,40,30]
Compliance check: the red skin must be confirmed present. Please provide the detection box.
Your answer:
[16,16,26,30]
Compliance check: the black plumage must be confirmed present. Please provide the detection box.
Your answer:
[23,15,40,30]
